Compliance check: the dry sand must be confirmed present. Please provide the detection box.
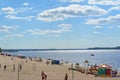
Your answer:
[0,54,120,80]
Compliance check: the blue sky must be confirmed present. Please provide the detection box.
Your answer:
[0,0,120,49]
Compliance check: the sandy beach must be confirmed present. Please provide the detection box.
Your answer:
[0,54,120,80]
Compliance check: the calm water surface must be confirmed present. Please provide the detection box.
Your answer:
[11,50,120,69]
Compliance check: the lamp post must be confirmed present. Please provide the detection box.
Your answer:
[18,63,20,80]
[71,63,74,80]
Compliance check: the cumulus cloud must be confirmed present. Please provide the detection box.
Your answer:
[27,28,70,35]
[27,24,72,35]
[88,0,120,6]
[109,6,120,11]
[0,25,19,32]
[58,24,72,29]
[85,14,120,25]
[1,5,33,21]
[17,7,32,13]
[5,15,34,21]
[59,0,83,3]
[37,4,107,22]
[1,7,17,15]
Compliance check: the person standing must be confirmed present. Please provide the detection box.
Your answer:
[65,73,68,80]
[19,64,22,70]
[44,74,47,80]
[41,70,45,80]
[13,64,15,71]
[3,65,7,71]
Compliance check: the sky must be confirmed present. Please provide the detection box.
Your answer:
[0,0,120,49]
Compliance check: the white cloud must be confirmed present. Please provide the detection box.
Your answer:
[5,15,34,21]
[37,4,107,22]
[58,24,72,29]
[1,7,17,15]
[27,28,70,35]
[95,26,103,29]
[5,34,23,39]
[0,25,19,32]
[27,24,72,35]
[88,0,120,6]
[109,6,120,11]
[85,14,120,25]
[1,6,33,21]
[59,0,83,3]
[23,3,29,6]
[17,7,32,13]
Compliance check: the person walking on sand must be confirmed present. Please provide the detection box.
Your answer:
[41,70,45,80]
[65,73,68,80]
[3,65,7,71]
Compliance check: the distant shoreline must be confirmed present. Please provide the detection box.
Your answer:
[2,46,120,52]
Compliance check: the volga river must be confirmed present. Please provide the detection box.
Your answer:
[10,50,120,69]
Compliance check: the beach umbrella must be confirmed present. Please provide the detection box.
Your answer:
[99,64,112,69]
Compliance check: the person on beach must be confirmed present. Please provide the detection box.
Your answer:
[19,64,22,70]
[13,64,15,71]
[41,70,45,80]
[44,74,47,80]
[3,65,7,71]
[64,73,68,80]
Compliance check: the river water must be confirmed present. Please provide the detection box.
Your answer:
[10,50,120,69]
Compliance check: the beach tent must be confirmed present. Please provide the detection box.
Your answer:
[98,64,112,77]
[52,60,60,65]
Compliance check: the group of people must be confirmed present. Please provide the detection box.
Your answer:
[41,70,68,80]
[0,63,22,71]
